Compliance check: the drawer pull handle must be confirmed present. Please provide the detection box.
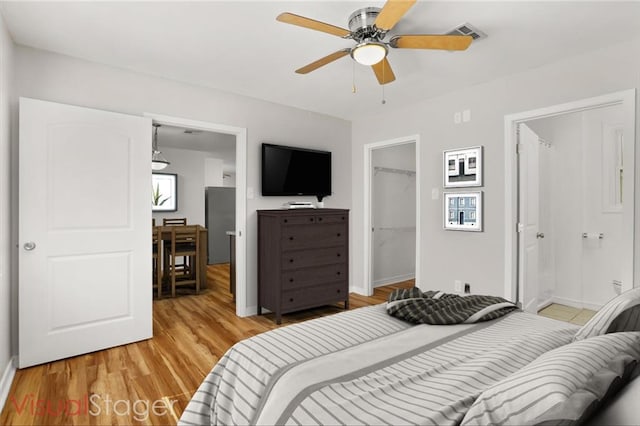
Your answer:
[318,217,323,222]
[284,219,288,223]
[289,298,294,302]
[289,236,294,241]
[337,253,341,257]
[341,216,345,220]
[289,259,294,263]
[337,271,341,275]
[289,278,294,282]
[310,218,314,222]
[337,289,341,293]
[337,233,341,237]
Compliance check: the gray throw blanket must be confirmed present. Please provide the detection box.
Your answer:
[386,287,518,324]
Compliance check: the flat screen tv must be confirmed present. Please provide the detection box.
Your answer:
[261,143,331,201]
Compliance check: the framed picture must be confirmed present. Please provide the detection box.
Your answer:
[443,146,483,187]
[443,191,483,231]
[152,173,178,212]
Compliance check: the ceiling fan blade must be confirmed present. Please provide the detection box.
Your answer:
[295,49,351,74]
[277,12,351,38]
[371,58,396,85]
[374,0,417,31]
[390,34,473,50]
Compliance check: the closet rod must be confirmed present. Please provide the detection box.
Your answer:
[374,166,416,176]
[376,226,416,232]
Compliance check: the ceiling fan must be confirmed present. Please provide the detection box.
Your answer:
[277,0,473,85]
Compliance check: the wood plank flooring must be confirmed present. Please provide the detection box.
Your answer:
[0,265,413,425]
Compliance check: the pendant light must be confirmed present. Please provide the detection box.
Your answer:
[151,123,170,170]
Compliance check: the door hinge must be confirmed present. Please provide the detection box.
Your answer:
[516,143,522,155]
[516,223,524,233]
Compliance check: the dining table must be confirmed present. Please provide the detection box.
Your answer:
[154,224,208,291]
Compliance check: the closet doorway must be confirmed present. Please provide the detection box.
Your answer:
[504,90,636,314]
[363,135,421,296]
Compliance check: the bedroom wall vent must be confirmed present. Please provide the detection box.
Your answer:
[447,23,487,41]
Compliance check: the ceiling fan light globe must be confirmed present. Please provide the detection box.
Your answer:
[351,42,387,66]
[152,150,170,170]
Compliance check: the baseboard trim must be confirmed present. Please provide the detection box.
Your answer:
[350,286,371,296]
[373,274,415,288]
[0,356,16,413]
[537,298,554,312]
[551,296,603,312]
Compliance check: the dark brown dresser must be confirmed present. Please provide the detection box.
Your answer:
[257,208,349,324]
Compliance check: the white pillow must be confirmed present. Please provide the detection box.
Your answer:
[461,332,640,426]
[574,287,640,341]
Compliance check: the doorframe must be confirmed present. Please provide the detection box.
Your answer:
[503,89,637,303]
[144,113,249,317]
[361,134,421,296]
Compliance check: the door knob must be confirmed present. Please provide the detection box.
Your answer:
[536,233,545,239]
[23,241,36,251]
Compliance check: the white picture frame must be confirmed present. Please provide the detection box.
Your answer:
[444,191,483,231]
[152,172,178,212]
[443,146,483,187]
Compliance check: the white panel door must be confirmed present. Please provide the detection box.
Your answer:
[19,98,152,368]
[518,124,541,313]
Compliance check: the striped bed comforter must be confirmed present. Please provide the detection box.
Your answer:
[179,305,578,426]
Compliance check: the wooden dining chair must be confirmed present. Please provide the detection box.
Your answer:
[152,226,162,298]
[163,218,187,226]
[165,225,200,297]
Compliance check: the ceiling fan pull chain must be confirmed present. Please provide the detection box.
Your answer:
[352,61,357,93]
[381,64,386,104]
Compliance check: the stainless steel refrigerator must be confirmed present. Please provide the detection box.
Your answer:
[205,187,236,264]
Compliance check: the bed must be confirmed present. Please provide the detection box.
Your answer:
[179,289,640,426]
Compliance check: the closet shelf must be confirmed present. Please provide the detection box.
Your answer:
[374,166,416,176]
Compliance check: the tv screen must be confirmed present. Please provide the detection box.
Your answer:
[261,143,331,200]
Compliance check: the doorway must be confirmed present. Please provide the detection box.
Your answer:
[363,135,421,296]
[145,113,248,317]
[504,90,636,312]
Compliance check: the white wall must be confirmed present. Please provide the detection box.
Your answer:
[0,11,14,406]
[352,36,640,298]
[581,106,626,306]
[11,45,351,323]
[371,143,416,286]
[151,147,223,226]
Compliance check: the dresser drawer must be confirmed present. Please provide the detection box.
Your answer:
[281,213,348,226]
[315,213,348,224]
[282,246,346,270]
[281,215,316,225]
[282,224,346,250]
[282,264,346,290]
[281,283,347,312]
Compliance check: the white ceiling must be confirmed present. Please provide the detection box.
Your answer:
[2,1,640,120]
[157,124,236,171]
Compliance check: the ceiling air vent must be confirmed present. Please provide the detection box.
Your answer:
[447,22,487,41]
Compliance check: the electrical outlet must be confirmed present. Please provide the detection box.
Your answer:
[454,112,462,124]
[454,280,462,293]
[462,109,471,122]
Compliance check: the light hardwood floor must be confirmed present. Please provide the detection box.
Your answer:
[0,265,413,425]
